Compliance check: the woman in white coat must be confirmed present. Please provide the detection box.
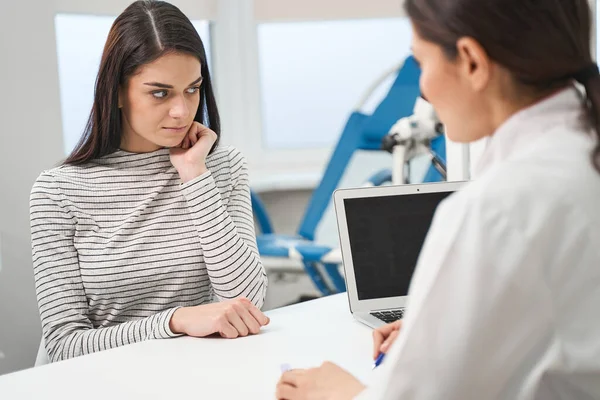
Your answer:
[276,0,600,399]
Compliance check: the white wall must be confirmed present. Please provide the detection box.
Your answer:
[0,1,65,374]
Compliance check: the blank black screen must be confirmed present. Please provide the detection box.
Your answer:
[344,191,451,300]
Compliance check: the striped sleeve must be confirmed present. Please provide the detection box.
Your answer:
[30,172,181,362]
[181,148,268,308]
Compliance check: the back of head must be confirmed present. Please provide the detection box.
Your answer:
[405,0,600,173]
[65,0,219,165]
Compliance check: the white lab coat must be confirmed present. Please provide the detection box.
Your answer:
[356,87,600,399]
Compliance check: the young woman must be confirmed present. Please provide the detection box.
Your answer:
[277,0,600,398]
[30,0,268,363]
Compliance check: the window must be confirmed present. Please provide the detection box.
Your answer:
[54,14,211,155]
[51,1,460,185]
[257,18,413,150]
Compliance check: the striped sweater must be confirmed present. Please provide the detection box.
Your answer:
[30,146,267,362]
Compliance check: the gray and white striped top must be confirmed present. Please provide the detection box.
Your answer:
[30,146,267,363]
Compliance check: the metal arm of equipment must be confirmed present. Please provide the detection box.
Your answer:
[381,97,447,185]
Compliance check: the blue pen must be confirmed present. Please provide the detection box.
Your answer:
[372,352,385,369]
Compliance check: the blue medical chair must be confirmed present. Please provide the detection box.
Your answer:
[252,56,446,296]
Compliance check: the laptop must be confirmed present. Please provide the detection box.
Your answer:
[333,181,465,328]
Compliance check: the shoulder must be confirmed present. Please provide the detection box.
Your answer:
[31,160,109,208]
[206,145,245,164]
[31,162,96,194]
[31,166,65,197]
[30,168,68,211]
[206,146,247,178]
[444,154,599,237]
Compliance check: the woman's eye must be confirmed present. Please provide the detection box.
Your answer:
[152,90,168,99]
[186,86,200,94]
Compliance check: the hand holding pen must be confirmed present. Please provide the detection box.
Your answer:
[372,320,403,369]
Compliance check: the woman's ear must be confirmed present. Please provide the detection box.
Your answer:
[456,37,492,92]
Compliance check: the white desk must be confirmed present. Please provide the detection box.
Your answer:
[0,294,375,399]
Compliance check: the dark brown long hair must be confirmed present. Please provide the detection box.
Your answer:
[405,0,600,173]
[64,0,220,165]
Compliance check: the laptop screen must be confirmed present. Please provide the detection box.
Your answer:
[344,191,452,301]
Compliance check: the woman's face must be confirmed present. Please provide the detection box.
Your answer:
[119,52,202,152]
[411,24,496,143]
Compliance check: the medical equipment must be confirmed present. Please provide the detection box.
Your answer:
[381,97,447,185]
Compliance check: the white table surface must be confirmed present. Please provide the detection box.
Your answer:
[0,294,375,399]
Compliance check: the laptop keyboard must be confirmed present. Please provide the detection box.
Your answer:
[371,309,404,323]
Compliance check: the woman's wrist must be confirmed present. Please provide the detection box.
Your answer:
[169,307,187,334]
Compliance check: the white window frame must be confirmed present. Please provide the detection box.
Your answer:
[213,0,442,190]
